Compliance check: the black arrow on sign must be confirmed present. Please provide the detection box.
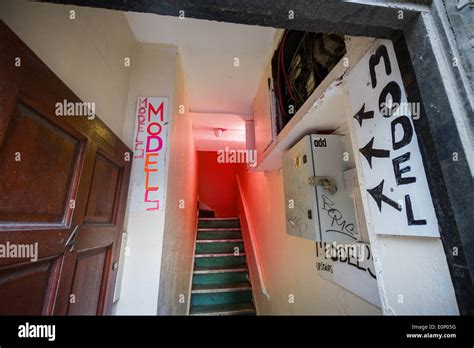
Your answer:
[359,137,390,168]
[353,103,374,127]
[367,180,401,212]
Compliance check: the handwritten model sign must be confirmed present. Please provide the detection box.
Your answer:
[347,40,438,237]
[130,97,168,212]
[315,242,380,307]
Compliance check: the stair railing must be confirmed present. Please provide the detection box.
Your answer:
[236,175,271,302]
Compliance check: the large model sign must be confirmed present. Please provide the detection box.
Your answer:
[347,40,438,237]
[130,97,169,212]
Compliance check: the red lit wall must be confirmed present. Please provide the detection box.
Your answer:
[197,151,241,217]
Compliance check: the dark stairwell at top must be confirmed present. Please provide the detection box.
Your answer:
[189,210,256,315]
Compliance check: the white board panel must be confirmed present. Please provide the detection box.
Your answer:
[315,242,380,307]
[346,40,439,237]
[129,97,169,212]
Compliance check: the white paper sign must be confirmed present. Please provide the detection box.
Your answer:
[129,97,169,212]
[347,40,438,237]
[315,242,380,307]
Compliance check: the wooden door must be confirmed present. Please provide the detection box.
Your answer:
[0,20,132,315]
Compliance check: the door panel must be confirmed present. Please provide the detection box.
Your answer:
[67,246,110,315]
[84,154,121,224]
[68,150,128,315]
[0,20,132,315]
[0,257,62,315]
[0,102,83,225]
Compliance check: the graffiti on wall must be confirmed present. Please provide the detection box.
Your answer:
[130,97,169,212]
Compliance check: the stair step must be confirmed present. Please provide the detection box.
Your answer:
[190,303,256,316]
[195,252,245,258]
[192,282,252,294]
[193,270,248,285]
[195,254,246,267]
[198,228,242,232]
[196,238,243,243]
[191,288,253,306]
[198,210,215,218]
[194,264,248,274]
[197,229,242,240]
[195,240,244,254]
[198,218,240,229]
[195,253,246,267]
[190,282,253,306]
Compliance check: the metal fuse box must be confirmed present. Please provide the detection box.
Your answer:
[282,134,359,243]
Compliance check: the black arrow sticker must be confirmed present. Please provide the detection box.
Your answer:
[359,137,390,168]
[367,180,401,212]
[353,103,374,127]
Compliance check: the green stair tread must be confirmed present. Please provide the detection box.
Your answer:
[194,252,246,257]
[194,264,248,274]
[192,281,252,293]
[194,255,246,267]
[191,288,252,306]
[198,218,241,229]
[195,239,244,254]
[193,272,248,286]
[190,303,256,316]
[197,231,243,240]
[196,238,243,243]
[197,228,242,232]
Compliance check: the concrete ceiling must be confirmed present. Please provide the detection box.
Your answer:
[125,12,277,150]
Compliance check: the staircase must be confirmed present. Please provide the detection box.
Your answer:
[189,216,256,316]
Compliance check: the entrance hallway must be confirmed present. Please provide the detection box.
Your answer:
[0,0,470,316]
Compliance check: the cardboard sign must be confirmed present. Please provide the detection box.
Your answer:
[315,242,380,307]
[129,97,169,212]
[347,40,439,237]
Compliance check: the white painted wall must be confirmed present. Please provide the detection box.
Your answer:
[113,44,178,315]
[157,56,199,315]
[0,0,136,143]
[370,235,458,314]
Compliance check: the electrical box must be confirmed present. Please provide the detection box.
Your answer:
[283,134,359,243]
